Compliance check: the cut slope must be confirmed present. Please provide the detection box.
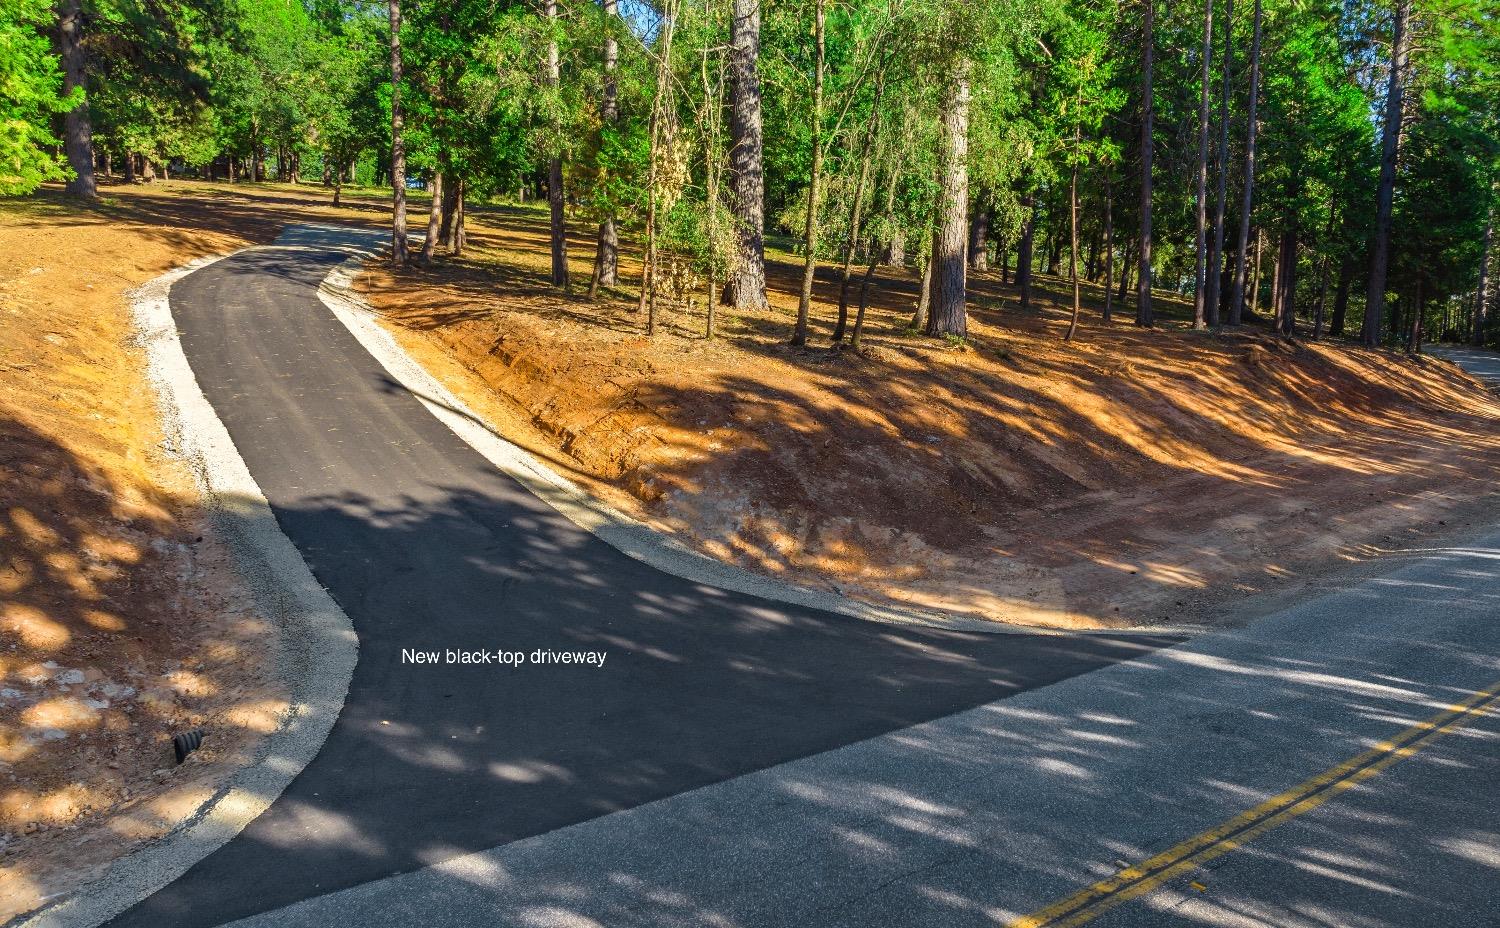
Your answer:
[357,204,1500,629]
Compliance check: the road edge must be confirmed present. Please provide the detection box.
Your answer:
[319,249,1201,637]
[18,252,360,928]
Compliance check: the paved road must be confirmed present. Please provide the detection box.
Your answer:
[102,230,1176,927]
[221,527,1500,928]
[1428,344,1500,392]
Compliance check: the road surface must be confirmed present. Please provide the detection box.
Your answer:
[100,228,1499,928]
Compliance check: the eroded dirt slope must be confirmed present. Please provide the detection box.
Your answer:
[359,204,1500,630]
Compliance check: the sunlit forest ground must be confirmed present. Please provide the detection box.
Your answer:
[3,178,1498,911]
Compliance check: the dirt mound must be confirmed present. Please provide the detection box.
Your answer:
[360,203,1500,630]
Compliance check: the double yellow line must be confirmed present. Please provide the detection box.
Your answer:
[1008,678,1500,928]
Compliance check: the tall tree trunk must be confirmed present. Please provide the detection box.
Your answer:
[1312,253,1330,338]
[1229,0,1263,325]
[1136,0,1156,327]
[723,0,768,309]
[1086,217,1101,281]
[1065,123,1083,341]
[1205,0,1234,326]
[422,173,443,263]
[439,174,459,246]
[850,249,881,352]
[57,0,96,199]
[1474,205,1492,345]
[1362,0,1412,346]
[792,0,826,346]
[969,198,989,272]
[388,0,409,265]
[640,0,678,335]
[926,59,971,338]
[1407,275,1424,353]
[1192,0,1214,329]
[834,94,881,343]
[912,254,932,330]
[851,144,899,352]
[1118,237,1134,304]
[1249,227,1263,316]
[546,0,569,288]
[1330,259,1354,336]
[1018,193,1036,310]
[594,0,620,287]
[452,179,466,254]
[1103,173,1115,322]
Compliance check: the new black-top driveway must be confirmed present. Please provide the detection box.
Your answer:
[105,227,1174,927]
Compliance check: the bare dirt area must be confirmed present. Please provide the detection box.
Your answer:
[0,181,384,919]
[358,203,1500,631]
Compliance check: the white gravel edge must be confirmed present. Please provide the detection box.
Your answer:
[319,251,1190,637]
[18,252,359,928]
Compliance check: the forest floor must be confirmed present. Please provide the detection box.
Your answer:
[0,181,387,918]
[358,201,1500,631]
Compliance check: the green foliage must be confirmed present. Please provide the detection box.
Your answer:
[0,0,79,193]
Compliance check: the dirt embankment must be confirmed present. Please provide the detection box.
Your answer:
[0,182,382,918]
[359,204,1500,630]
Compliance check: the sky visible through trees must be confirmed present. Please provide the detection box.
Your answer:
[5,0,1500,348]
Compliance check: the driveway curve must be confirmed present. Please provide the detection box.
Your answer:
[102,226,1174,927]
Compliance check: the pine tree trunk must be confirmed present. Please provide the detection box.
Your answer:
[852,148,899,351]
[453,180,466,254]
[1330,259,1354,336]
[1103,174,1115,322]
[57,0,96,198]
[1192,0,1213,329]
[1086,219,1101,281]
[1249,227,1263,316]
[1065,124,1083,341]
[440,175,459,246]
[595,0,620,287]
[1136,0,1156,327]
[422,173,443,263]
[1205,0,1234,327]
[1018,193,1036,310]
[388,0,409,265]
[1362,0,1412,346]
[546,0,569,288]
[969,199,989,272]
[1229,0,1263,325]
[913,256,932,330]
[1407,275,1423,353]
[1474,206,1492,345]
[834,96,880,343]
[926,60,971,338]
[723,0,768,309]
[792,0,826,346]
[1312,253,1330,338]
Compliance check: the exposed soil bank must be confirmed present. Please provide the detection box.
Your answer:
[358,203,1500,630]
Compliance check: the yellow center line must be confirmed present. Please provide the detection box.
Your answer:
[1007,678,1500,928]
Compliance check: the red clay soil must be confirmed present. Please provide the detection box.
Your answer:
[359,203,1500,630]
[0,181,386,917]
